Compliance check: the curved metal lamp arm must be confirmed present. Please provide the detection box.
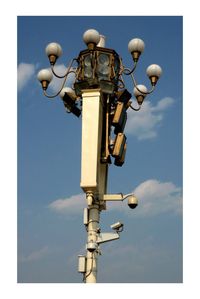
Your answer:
[51,58,77,79]
[123,67,155,95]
[122,61,138,75]
[129,103,141,111]
[43,60,77,99]
[43,74,68,99]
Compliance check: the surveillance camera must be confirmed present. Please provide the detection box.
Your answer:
[110,221,124,231]
[127,195,138,209]
[86,241,98,252]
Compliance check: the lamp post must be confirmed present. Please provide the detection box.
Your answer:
[37,28,162,283]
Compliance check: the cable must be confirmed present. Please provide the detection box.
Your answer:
[84,251,94,282]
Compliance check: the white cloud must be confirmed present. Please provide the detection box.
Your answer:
[17,62,75,94]
[48,193,85,214]
[48,179,182,217]
[133,179,182,217]
[107,179,182,217]
[151,97,174,112]
[19,246,49,263]
[125,97,174,140]
[17,63,35,91]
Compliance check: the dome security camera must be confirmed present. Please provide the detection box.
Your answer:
[127,195,138,209]
[87,241,98,252]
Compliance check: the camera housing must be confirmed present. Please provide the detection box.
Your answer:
[110,221,124,231]
[87,241,98,252]
[127,195,138,209]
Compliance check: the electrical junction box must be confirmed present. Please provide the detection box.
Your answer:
[80,90,103,192]
[112,133,126,158]
[114,142,127,166]
[112,102,127,133]
[78,255,86,273]
[83,208,88,225]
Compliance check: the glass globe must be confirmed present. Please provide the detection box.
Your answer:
[146,64,162,78]
[134,84,148,97]
[83,29,100,46]
[128,38,145,54]
[45,42,63,58]
[37,69,53,83]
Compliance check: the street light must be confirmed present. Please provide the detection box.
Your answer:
[128,38,145,61]
[37,28,162,109]
[134,84,148,106]
[37,28,162,283]
[45,42,63,65]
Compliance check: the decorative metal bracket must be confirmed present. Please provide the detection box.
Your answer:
[97,232,119,244]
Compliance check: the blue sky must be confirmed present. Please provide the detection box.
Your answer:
[17,16,182,283]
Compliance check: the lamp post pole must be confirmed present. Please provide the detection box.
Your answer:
[84,200,100,283]
[37,28,162,283]
[80,89,108,282]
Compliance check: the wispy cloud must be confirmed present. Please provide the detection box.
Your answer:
[48,179,182,217]
[17,62,35,91]
[17,62,75,95]
[125,97,174,140]
[48,193,85,214]
[132,179,182,217]
[19,246,49,263]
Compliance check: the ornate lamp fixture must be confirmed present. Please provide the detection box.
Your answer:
[37,28,162,105]
[74,46,121,96]
[37,28,162,165]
